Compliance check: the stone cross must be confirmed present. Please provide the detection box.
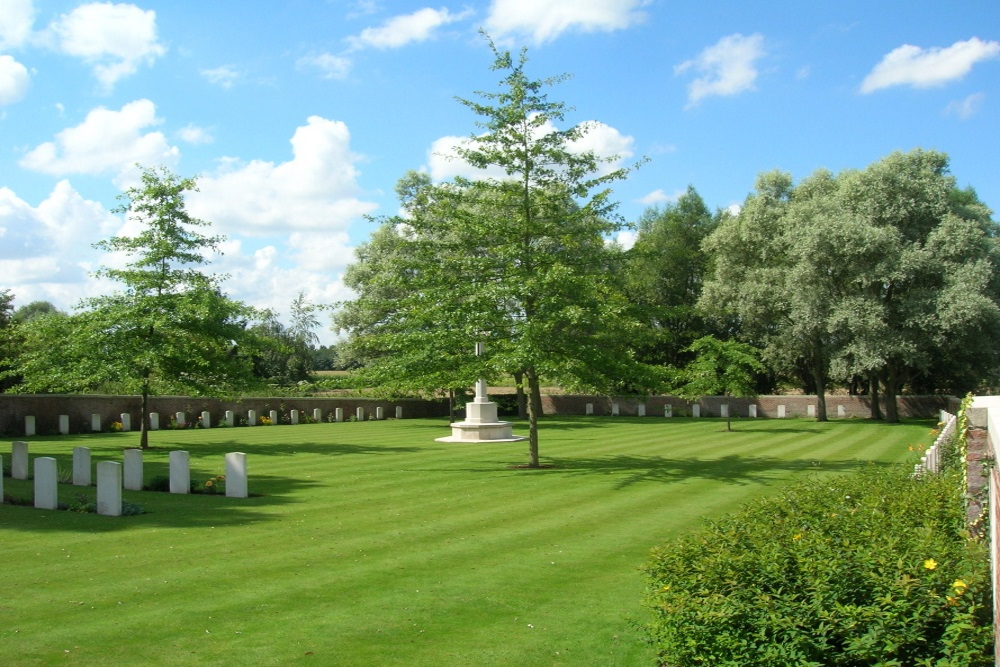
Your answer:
[474,342,488,403]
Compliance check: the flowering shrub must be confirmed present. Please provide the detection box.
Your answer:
[202,474,226,495]
[258,415,272,426]
[643,464,992,665]
[109,421,123,433]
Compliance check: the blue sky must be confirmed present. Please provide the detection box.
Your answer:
[1,1,998,343]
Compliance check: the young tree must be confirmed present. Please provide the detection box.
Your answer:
[78,166,263,447]
[336,36,651,466]
[671,335,764,431]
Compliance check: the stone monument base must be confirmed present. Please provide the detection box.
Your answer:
[435,399,527,443]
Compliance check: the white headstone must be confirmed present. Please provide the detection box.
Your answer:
[807,405,816,418]
[225,410,235,427]
[664,404,673,418]
[611,402,620,416]
[291,410,300,425]
[119,413,130,432]
[637,404,646,417]
[394,406,402,420]
[96,461,122,517]
[720,404,729,419]
[124,449,143,491]
[269,410,278,425]
[225,452,248,499]
[356,407,365,422]
[91,414,102,432]
[176,412,186,428]
[315,408,324,422]
[34,457,58,509]
[201,411,211,429]
[748,404,758,418]
[59,415,70,435]
[692,404,701,418]
[376,407,384,420]
[72,447,91,486]
[586,403,594,415]
[24,416,35,436]
[149,412,160,430]
[11,441,28,480]
[335,408,344,422]
[837,405,846,418]
[169,451,190,494]
[248,410,257,426]
[777,405,786,418]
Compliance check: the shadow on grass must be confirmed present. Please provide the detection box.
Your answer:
[461,454,892,490]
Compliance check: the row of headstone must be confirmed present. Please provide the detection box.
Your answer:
[585,403,759,418]
[5,441,249,515]
[22,405,404,435]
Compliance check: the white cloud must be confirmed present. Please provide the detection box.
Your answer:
[860,38,1000,93]
[0,0,34,50]
[613,229,637,250]
[485,0,647,44]
[638,188,684,206]
[675,33,765,107]
[0,181,119,311]
[297,53,352,80]
[0,55,29,106]
[945,92,986,120]
[45,2,166,90]
[201,65,240,88]
[19,99,179,184]
[177,123,214,145]
[187,116,378,235]
[349,7,470,50]
[427,117,634,182]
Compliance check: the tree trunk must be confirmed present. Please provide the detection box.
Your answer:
[884,365,900,423]
[139,383,150,449]
[448,388,457,423]
[514,370,527,419]
[869,372,883,420]
[525,366,542,468]
[813,363,828,422]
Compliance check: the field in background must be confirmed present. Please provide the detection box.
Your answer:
[2,416,933,665]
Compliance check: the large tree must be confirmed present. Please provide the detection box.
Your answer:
[336,36,651,466]
[18,166,265,447]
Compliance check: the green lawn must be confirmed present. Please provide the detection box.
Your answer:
[1,416,933,666]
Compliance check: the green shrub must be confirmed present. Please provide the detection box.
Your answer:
[643,464,993,666]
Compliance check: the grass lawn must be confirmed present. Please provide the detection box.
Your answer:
[1,416,934,666]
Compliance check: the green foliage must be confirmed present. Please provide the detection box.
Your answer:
[643,464,993,666]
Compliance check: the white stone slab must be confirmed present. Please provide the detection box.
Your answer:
[777,405,786,418]
[12,441,28,480]
[837,405,846,418]
[749,405,758,418]
[248,410,257,426]
[315,408,325,422]
[72,447,91,486]
[664,404,673,418]
[394,406,402,420]
[59,415,69,435]
[225,410,235,427]
[335,408,344,422]
[201,411,211,429]
[586,403,593,415]
[91,414,102,432]
[720,404,729,419]
[638,404,646,417]
[169,450,190,494]
[376,407,384,420]
[24,416,35,436]
[176,412,186,428]
[149,412,160,430]
[356,407,365,421]
[290,409,300,425]
[96,461,122,517]
[692,404,700,418]
[120,413,131,432]
[34,457,58,510]
[225,452,248,499]
[611,402,620,416]
[269,410,278,425]
[124,449,143,491]
[807,405,816,418]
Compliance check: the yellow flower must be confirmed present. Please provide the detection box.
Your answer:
[953,579,968,593]
[793,533,802,541]
[218,475,226,482]
[205,480,214,487]
[924,559,938,570]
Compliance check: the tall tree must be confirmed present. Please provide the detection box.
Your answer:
[336,36,650,466]
[0,289,17,391]
[78,166,262,447]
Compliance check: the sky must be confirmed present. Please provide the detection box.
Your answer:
[1,0,998,344]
